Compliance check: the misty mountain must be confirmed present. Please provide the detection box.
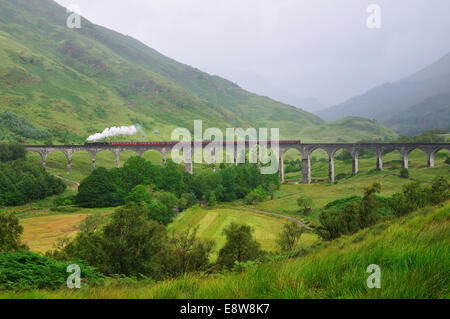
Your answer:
[317,52,450,134]
[385,93,450,135]
[216,69,325,113]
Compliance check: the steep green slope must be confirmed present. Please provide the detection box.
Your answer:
[0,0,397,143]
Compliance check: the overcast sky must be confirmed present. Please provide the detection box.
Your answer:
[54,0,450,109]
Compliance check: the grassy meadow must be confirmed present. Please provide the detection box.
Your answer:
[2,201,448,299]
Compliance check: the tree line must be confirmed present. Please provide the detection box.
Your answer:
[0,144,66,206]
[75,156,280,224]
[315,177,449,240]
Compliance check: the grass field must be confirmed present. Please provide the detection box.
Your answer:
[20,213,89,252]
[169,206,286,253]
[168,206,317,255]
[6,146,449,255]
[3,201,448,299]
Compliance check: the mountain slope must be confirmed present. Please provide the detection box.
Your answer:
[385,93,450,135]
[0,0,397,143]
[317,53,450,130]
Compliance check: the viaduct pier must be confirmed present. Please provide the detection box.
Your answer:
[25,142,450,184]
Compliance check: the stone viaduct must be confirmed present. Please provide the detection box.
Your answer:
[25,142,450,184]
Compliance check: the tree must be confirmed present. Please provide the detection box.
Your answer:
[178,193,197,210]
[207,192,217,207]
[218,167,238,202]
[428,177,450,205]
[101,203,167,276]
[157,227,215,279]
[359,182,381,228]
[0,212,28,252]
[125,185,152,205]
[267,183,277,200]
[79,213,108,233]
[63,203,167,276]
[276,222,303,252]
[122,156,162,191]
[243,186,266,205]
[0,143,26,162]
[0,161,65,206]
[297,196,313,215]
[75,167,122,207]
[146,201,175,226]
[217,222,262,269]
[154,191,178,209]
[162,160,184,196]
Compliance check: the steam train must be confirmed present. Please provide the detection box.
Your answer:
[84,140,301,146]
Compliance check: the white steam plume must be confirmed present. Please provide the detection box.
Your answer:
[87,124,143,142]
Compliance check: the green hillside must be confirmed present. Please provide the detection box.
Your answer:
[0,0,397,143]
[4,201,448,299]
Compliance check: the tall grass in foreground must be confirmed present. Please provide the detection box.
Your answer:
[2,202,448,299]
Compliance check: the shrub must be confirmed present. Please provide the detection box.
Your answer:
[125,185,152,205]
[0,252,102,290]
[445,157,450,165]
[217,223,263,269]
[178,192,197,210]
[207,192,217,207]
[0,143,26,162]
[276,222,303,252]
[0,112,51,140]
[146,200,177,226]
[428,177,450,205]
[63,203,167,277]
[400,168,409,178]
[243,186,266,205]
[316,183,381,240]
[0,213,28,252]
[79,213,109,233]
[389,178,449,217]
[157,227,215,279]
[323,196,361,212]
[297,196,313,215]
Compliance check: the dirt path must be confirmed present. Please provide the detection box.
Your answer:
[16,209,51,218]
[221,205,313,230]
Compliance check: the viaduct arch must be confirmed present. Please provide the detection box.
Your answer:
[26,142,450,184]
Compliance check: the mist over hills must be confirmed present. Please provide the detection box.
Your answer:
[0,0,397,144]
[317,53,450,135]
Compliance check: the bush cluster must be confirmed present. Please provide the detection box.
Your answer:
[0,143,26,162]
[0,252,102,290]
[75,156,280,211]
[389,178,449,217]
[317,177,449,240]
[0,160,66,206]
[0,112,51,140]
